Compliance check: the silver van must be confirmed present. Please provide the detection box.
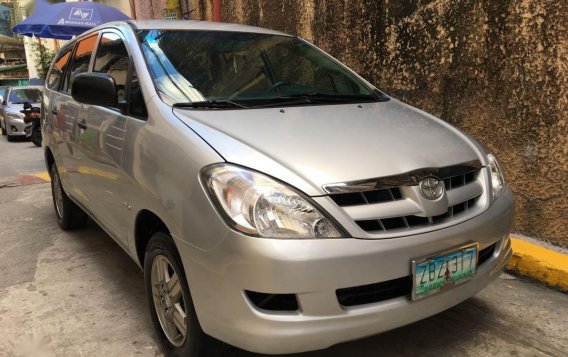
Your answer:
[43,20,514,356]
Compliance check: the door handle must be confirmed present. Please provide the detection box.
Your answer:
[77,121,87,130]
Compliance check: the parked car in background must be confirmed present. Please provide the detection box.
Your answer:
[0,86,8,104]
[43,20,514,356]
[1,85,43,141]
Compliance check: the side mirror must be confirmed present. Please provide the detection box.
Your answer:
[71,72,118,108]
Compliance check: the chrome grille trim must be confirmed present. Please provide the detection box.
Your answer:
[446,181,483,206]
[343,199,421,221]
[326,162,486,235]
[323,160,482,194]
[355,195,482,233]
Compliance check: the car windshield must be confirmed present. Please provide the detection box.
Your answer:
[8,88,42,104]
[137,30,379,107]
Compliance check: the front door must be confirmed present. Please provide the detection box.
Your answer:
[73,31,135,244]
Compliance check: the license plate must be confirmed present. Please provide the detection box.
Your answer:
[412,243,478,300]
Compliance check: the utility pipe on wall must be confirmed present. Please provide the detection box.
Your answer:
[213,0,221,22]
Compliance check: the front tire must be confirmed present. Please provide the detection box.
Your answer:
[50,163,87,230]
[31,127,42,147]
[144,233,228,357]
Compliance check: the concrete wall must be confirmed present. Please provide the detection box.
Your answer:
[131,0,167,19]
[191,0,567,247]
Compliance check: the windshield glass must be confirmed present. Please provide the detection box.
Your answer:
[137,30,376,106]
[8,88,42,104]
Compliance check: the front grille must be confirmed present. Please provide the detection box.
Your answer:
[444,170,476,189]
[327,163,485,235]
[355,195,481,232]
[330,187,402,207]
[336,243,498,307]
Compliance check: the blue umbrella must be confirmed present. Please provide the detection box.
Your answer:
[12,0,130,40]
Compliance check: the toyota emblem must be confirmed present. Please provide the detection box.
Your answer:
[419,177,444,200]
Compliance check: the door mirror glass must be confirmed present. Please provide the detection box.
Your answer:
[71,72,118,108]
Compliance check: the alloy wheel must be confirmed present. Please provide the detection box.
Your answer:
[52,168,64,219]
[151,255,188,347]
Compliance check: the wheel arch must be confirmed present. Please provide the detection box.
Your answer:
[134,209,173,267]
[45,147,55,172]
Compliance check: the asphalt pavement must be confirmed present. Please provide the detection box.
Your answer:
[0,137,567,356]
[0,135,46,178]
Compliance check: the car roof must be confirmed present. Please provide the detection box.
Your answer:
[93,20,291,37]
[60,20,294,54]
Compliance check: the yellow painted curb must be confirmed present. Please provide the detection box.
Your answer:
[507,236,568,292]
[31,171,51,181]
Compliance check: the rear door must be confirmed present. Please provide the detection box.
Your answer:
[51,33,99,202]
[44,47,74,182]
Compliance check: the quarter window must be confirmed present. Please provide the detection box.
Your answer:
[46,49,71,90]
[129,67,147,118]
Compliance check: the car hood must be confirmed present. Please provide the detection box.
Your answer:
[7,103,41,112]
[173,99,486,196]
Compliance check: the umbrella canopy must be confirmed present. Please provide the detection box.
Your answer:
[12,0,130,40]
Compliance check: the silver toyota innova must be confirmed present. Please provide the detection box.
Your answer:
[43,20,514,356]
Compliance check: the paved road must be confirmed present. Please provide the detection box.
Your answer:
[0,138,567,356]
[0,134,46,178]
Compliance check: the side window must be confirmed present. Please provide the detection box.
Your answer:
[64,33,98,93]
[46,49,72,91]
[93,32,147,118]
[93,33,129,102]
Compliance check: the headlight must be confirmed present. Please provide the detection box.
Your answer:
[201,164,346,238]
[6,112,24,120]
[487,154,505,199]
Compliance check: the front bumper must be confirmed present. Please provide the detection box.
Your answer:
[175,188,514,354]
[6,117,27,136]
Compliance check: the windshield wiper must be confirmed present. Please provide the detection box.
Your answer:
[251,92,378,108]
[173,100,248,109]
[275,92,377,101]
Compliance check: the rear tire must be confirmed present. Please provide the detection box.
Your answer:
[50,163,87,230]
[1,121,5,136]
[144,233,231,357]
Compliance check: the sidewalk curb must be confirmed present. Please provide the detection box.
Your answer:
[506,236,568,292]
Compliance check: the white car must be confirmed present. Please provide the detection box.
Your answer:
[0,85,43,141]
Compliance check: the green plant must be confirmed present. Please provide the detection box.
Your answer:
[31,39,55,79]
